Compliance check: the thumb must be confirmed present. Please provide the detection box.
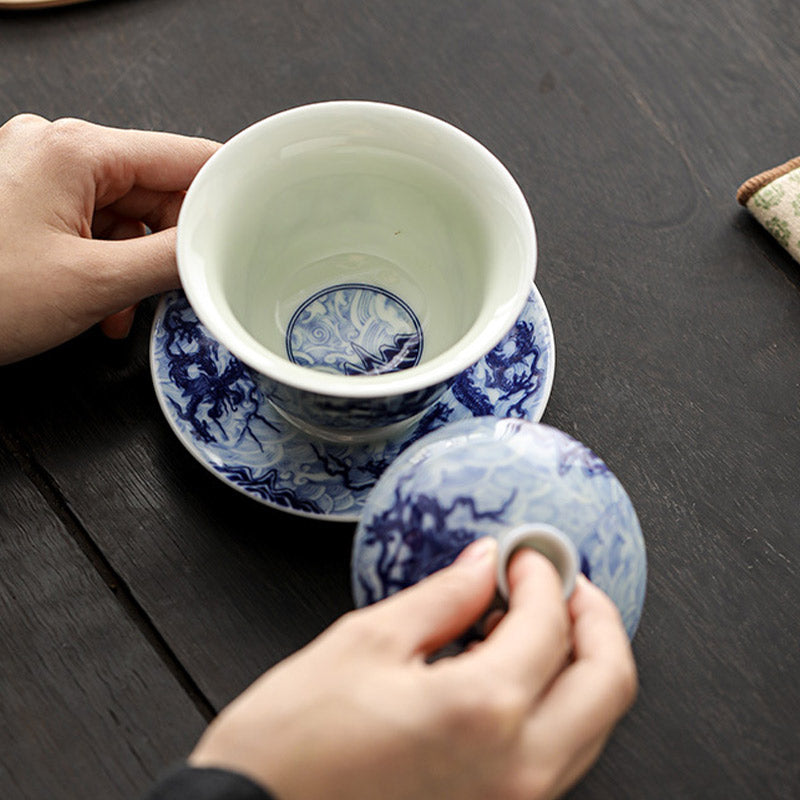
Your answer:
[79,228,181,317]
[370,537,498,658]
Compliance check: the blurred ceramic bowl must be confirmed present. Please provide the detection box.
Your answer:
[177,101,536,442]
[351,417,646,638]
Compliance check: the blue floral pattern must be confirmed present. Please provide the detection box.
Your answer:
[150,285,554,521]
[352,418,646,638]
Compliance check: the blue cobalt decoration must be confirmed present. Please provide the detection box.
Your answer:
[256,368,449,434]
[351,417,646,638]
[150,285,554,521]
[286,283,423,376]
[276,281,432,433]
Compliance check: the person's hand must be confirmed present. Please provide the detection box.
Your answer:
[0,114,219,364]
[189,538,637,800]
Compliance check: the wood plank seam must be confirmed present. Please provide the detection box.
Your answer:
[0,427,217,724]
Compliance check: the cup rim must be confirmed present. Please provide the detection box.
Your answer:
[177,100,537,399]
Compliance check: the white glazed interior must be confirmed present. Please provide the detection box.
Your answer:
[496,523,579,600]
[177,101,537,398]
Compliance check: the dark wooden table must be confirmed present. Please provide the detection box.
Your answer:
[1,1,798,798]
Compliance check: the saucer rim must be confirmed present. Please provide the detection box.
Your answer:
[149,282,555,522]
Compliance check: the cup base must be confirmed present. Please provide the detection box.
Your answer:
[268,400,427,444]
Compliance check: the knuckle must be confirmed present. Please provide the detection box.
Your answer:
[50,116,90,135]
[511,764,558,800]
[613,653,639,708]
[437,678,527,745]
[598,585,627,622]
[1,112,47,133]
[331,607,397,653]
[0,114,48,148]
[427,568,474,607]
[326,608,364,639]
[539,601,571,651]
[45,117,99,159]
[49,115,86,137]
[596,652,638,717]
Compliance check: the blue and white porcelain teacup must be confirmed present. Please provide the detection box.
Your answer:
[177,101,536,442]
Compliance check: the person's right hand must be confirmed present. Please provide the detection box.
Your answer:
[189,537,638,800]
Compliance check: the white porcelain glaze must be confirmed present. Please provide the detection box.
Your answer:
[177,101,537,438]
[496,523,580,600]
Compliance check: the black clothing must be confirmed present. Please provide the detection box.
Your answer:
[144,765,276,800]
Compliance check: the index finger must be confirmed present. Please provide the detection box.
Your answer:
[35,118,220,203]
[87,124,221,204]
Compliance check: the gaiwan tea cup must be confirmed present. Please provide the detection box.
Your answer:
[177,101,536,442]
[351,417,647,638]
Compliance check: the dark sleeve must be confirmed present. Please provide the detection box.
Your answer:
[143,764,277,800]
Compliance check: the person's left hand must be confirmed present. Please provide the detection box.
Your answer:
[0,114,220,364]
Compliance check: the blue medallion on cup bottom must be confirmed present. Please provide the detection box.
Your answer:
[351,417,646,638]
[286,282,423,376]
[150,285,554,520]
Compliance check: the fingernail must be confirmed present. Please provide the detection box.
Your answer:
[455,537,497,566]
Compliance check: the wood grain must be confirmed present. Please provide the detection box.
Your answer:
[0,318,356,706]
[0,443,207,799]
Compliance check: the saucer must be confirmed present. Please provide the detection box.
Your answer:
[149,285,555,522]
